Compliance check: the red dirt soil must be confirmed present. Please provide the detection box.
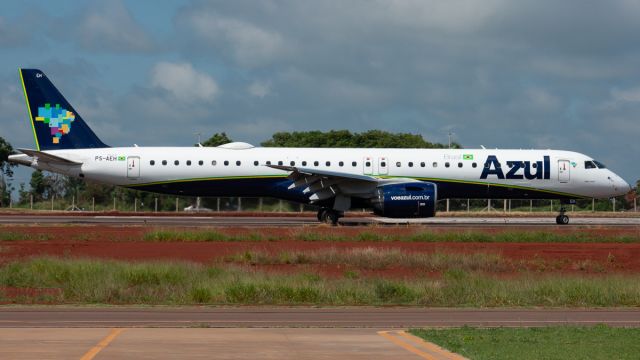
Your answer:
[1,225,640,278]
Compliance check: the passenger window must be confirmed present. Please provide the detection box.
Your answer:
[150,160,155,166]
[420,162,425,167]
[339,161,344,167]
[433,162,437,168]
[199,160,203,166]
[212,160,217,166]
[278,161,283,166]
[445,162,450,168]
[254,161,259,166]
[365,161,371,167]
[186,160,192,166]
[224,160,229,166]
[302,161,307,166]
[314,161,319,166]
[236,161,241,166]
[472,162,477,168]
[290,161,295,166]
[532,163,537,168]
[174,160,179,166]
[458,162,463,168]
[381,161,386,167]
[408,162,413,167]
[352,161,357,167]
[266,161,271,165]
[396,162,401,167]
[326,161,331,166]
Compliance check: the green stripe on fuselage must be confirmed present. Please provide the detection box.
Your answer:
[127,173,585,199]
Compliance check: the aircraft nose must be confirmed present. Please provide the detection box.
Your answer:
[615,176,632,194]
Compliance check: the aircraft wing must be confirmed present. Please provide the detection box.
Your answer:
[12,148,82,165]
[267,164,421,209]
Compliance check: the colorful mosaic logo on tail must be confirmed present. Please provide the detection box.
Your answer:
[35,103,75,144]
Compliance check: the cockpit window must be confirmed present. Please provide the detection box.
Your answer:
[584,161,597,169]
[593,160,607,169]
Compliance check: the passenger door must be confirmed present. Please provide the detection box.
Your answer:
[558,159,570,183]
[127,156,140,179]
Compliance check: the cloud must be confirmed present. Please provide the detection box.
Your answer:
[65,0,154,53]
[247,81,271,98]
[0,16,30,47]
[150,62,219,103]
[178,10,288,67]
[610,87,640,103]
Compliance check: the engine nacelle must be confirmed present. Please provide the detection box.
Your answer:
[371,182,437,218]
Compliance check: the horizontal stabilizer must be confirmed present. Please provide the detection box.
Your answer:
[16,148,82,165]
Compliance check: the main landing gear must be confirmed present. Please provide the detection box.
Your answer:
[555,207,570,225]
[317,208,344,226]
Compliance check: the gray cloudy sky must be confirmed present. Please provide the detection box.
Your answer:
[1,0,639,183]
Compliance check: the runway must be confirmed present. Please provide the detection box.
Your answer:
[0,214,638,227]
[2,307,640,328]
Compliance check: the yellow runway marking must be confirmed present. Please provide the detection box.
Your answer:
[378,331,436,359]
[398,331,467,360]
[80,328,125,360]
[378,330,468,360]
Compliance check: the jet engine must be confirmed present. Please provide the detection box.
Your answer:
[371,182,437,218]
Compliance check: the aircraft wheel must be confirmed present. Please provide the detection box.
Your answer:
[326,211,340,226]
[317,208,327,221]
[319,209,340,226]
[555,215,569,225]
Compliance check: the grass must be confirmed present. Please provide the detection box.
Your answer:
[226,248,508,271]
[142,229,639,243]
[143,230,267,242]
[2,257,640,306]
[409,325,640,360]
[0,232,53,241]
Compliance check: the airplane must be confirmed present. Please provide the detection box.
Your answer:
[8,69,632,225]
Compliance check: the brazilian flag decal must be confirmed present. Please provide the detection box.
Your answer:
[463,154,474,160]
[117,156,126,161]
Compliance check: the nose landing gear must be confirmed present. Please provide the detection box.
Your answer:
[555,207,570,225]
[317,208,343,225]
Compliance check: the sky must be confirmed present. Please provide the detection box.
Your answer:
[1,0,639,185]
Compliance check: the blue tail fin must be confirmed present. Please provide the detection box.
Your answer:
[19,68,109,151]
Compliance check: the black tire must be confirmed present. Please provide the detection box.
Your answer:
[317,209,327,221]
[327,211,340,226]
[320,210,330,223]
[556,215,569,225]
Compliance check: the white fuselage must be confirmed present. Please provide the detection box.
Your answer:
[23,146,630,201]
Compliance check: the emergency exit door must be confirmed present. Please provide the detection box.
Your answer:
[127,156,140,179]
[378,157,388,175]
[363,156,373,175]
[558,160,570,183]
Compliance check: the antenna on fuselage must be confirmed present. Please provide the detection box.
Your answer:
[480,145,486,149]
[195,132,203,147]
